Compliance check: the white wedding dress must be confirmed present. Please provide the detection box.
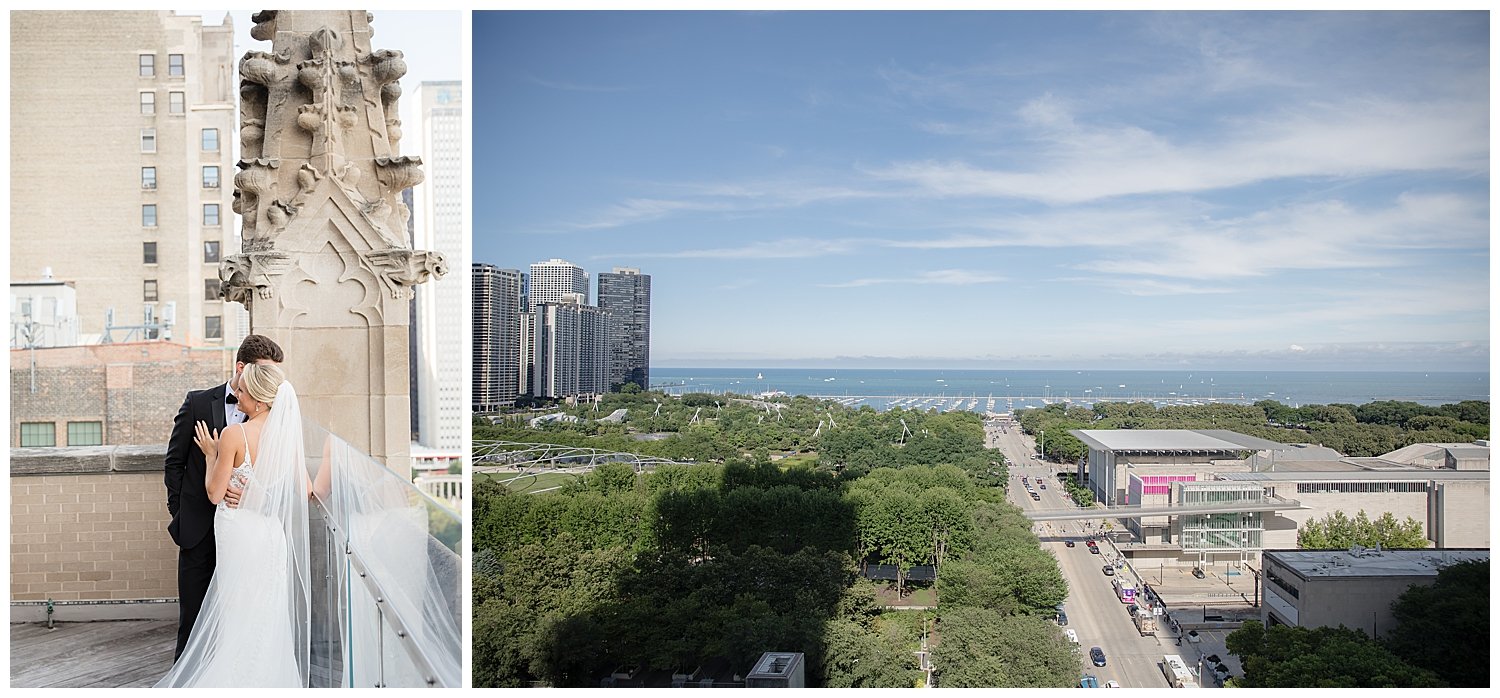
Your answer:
[157,381,311,688]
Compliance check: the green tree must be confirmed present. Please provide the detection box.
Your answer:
[931,607,1076,687]
[1297,510,1428,549]
[1226,620,1445,688]
[1382,560,1488,687]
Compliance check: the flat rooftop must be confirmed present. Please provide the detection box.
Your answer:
[1217,470,1490,482]
[1073,429,1265,453]
[1265,548,1489,579]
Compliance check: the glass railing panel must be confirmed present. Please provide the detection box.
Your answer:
[305,420,461,688]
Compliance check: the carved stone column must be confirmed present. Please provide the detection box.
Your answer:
[222,10,446,476]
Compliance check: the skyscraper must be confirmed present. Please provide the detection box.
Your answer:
[412,80,465,452]
[531,298,609,399]
[528,258,589,307]
[597,267,652,390]
[472,263,522,411]
[10,11,243,347]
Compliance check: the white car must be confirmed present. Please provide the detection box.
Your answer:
[1065,629,1079,644]
[1104,680,1121,688]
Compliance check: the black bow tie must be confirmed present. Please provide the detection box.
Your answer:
[226,394,239,405]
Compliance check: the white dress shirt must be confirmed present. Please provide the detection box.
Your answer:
[225,381,248,425]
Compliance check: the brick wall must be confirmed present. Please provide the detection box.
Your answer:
[11,342,233,447]
[10,447,176,604]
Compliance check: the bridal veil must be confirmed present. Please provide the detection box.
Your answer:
[156,380,311,687]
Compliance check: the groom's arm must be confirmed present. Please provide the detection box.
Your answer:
[164,392,193,517]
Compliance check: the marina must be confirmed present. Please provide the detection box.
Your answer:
[651,368,1488,410]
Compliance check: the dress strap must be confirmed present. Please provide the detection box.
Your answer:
[238,422,252,467]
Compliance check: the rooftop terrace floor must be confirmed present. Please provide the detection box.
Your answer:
[11,620,175,688]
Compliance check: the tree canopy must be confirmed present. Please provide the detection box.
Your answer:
[1225,620,1446,688]
[1296,510,1429,550]
[1382,560,1488,687]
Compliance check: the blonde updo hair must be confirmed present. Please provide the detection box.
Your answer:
[240,361,286,409]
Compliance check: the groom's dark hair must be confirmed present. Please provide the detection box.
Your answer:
[236,334,284,364]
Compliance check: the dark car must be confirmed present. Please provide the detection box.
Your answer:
[1040,483,1047,489]
[1090,646,1107,667]
[1193,568,1206,579]
[1102,565,1114,576]
[1065,540,1076,548]
[1057,610,1069,626]
[1089,546,1101,555]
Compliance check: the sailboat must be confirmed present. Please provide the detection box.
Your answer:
[756,372,763,380]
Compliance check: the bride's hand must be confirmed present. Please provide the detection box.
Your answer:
[193,421,219,463]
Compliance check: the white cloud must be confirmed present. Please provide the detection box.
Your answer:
[820,269,1005,288]
[612,237,863,260]
[866,98,1487,205]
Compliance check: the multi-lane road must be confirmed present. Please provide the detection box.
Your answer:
[985,420,1174,689]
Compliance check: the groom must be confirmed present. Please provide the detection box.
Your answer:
[164,334,284,660]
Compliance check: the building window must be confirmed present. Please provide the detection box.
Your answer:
[203,204,220,226]
[144,280,158,302]
[140,91,155,115]
[201,128,219,151]
[141,166,157,190]
[168,54,184,77]
[205,315,223,340]
[143,242,158,264]
[141,128,156,153]
[20,422,56,447]
[202,166,219,188]
[142,204,157,227]
[205,278,221,301]
[204,240,221,263]
[169,91,185,114]
[139,54,155,77]
[67,422,104,447]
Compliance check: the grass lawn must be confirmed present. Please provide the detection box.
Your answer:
[875,583,938,608]
[775,451,819,468]
[481,470,581,493]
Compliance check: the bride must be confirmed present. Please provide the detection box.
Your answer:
[156,362,311,687]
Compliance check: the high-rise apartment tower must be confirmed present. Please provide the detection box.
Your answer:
[597,267,651,390]
[472,264,522,411]
[528,258,589,307]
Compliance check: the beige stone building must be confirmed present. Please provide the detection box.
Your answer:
[1072,428,1490,572]
[11,11,245,347]
[1260,548,1488,639]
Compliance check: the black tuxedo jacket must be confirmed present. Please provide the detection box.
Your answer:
[165,383,229,549]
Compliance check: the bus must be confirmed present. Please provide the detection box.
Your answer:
[1112,578,1136,604]
[1161,655,1197,688]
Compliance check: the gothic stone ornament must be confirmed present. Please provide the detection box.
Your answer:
[220,251,294,307]
[360,249,449,300]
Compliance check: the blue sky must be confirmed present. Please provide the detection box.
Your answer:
[473,11,1489,371]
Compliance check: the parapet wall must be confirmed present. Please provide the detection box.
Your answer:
[10,446,177,619]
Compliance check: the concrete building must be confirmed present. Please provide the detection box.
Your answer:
[528,258,589,307]
[597,267,651,390]
[531,299,609,400]
[11,11,245,348]
[1072,428,1490,571]
[472,264,523,411]
[412,80,466,455]
[1259,548,1489,639]
[11,271,80,349]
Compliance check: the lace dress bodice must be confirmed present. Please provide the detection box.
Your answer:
[217,424,253,512]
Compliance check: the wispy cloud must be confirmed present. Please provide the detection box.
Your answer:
[867,98,1487,205]
[820,269,1005,288]
[611,237,864,260]
[523,74,633,92]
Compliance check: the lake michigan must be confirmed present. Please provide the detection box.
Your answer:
[650,368,1490,412]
